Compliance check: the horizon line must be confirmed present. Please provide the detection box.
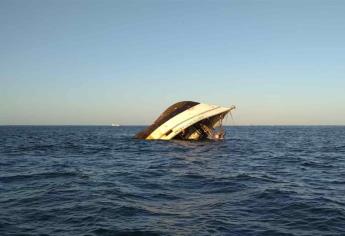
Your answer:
[1,124,345,127]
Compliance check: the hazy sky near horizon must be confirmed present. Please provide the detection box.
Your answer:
[1,0,345,125]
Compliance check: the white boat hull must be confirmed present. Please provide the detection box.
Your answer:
[135,101,235,141]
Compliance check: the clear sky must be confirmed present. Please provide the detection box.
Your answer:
[1,0,344,125]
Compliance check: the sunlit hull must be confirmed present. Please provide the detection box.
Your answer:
[135,101,235,140]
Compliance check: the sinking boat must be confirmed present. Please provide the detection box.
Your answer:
[135,101,235,141]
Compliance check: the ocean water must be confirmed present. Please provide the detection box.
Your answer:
[0,126,345,236]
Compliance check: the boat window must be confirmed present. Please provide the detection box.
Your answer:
[165,130,173,136]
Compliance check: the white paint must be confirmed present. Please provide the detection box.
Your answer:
[146,103,234,140]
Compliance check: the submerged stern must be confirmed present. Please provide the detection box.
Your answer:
[135,101,235,141]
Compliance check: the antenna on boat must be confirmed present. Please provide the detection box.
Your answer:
[229,105,236,126]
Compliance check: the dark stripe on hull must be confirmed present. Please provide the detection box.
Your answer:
[135,101,199,139]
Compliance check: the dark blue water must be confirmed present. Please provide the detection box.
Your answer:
[1,126,345,235]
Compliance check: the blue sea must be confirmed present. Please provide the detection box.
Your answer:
[1,126,345,235]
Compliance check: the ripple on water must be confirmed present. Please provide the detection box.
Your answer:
[0,126,345,235]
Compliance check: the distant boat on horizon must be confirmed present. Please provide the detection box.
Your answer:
[111,123,120,127]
